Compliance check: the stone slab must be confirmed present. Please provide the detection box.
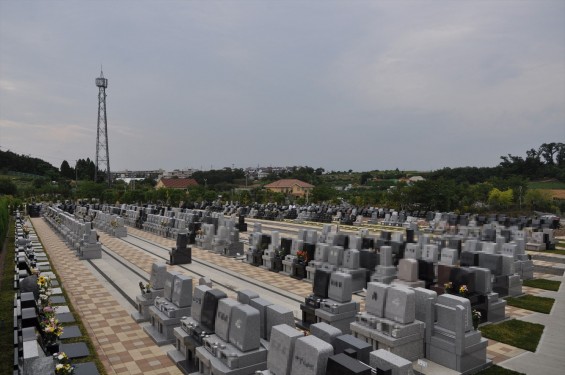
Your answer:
[56,312,75,323]
[50,295,66,304]
[74,361,100,375]
[60,342,90,359]
[60,325,82,340]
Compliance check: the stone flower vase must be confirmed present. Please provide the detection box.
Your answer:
[472,316,480,330]
[45,340,60,355]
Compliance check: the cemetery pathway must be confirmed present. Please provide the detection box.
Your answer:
[498,271,565,375]
[31,218,183,375]
[123,225,367,312]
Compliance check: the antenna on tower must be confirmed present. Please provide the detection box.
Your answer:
[95,68,111,186]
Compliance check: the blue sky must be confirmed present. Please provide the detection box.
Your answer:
[1,0,564,172]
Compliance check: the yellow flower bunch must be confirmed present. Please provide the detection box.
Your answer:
[41,317,64,341]
[37,275,51,288]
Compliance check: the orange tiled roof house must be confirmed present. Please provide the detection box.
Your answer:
[155,178,199,189]
[264,179,314,198]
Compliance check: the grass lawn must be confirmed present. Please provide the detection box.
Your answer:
[522,278,561,291]
[480,320,544,352]
[540,249,565,256]
[0,219,15,375]
[476,365,526,375]
[528,181,565,189]
[506,295,555,314]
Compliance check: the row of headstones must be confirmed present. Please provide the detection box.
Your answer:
[101,201,558,233]
[244,219,533,298]
[194,215,245,257]
[380,240,524,298]
[247,227,514,329]
[109,202,551,253]
[103,203,202,236]
[246,224,405,291]
[423,211,558,231]
[446,221,556,252]
[303,267,492,373]
[133,262,410,375]
[98,204,248,257]
[424,226,534,283]
[90,210,127,238]
[43,206,102,260]
[13,214,98,375]
[429,220,557,253]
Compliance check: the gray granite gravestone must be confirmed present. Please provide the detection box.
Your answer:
[369,349,412,375]
[384,286,416,324]
[392,258,425,288]
[266,304,295,341]
[310,322,342,347]
[371,246,397,284]
[250,297,274,340]
[365,282,389,317]
[404,243,421,259]
[237,289,259,305]
[291,335,333,375]
[440,248,458,266]
[145,272,192,345]
[264,324,302,375]
[317,272,359,334]
[215,298,242,342]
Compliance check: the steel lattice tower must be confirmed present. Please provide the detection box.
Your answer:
[95,69,111,185]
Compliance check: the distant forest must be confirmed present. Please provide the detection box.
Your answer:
[1,142,564,183]
[426,142,565,184]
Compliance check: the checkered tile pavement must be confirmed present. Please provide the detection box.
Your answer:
[486,339,527,364]
[31,218,183,375]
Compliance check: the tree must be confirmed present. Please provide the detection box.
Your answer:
[524,189,553,212]
[360,172,372,185]
[76,181,105,200]
[488,188,513,208]
[311,185,336,202]
[556,143,565,167]
[539,143,559,165]
[75,158,96,181]
[0,178,18,195]
[60,160,75,179]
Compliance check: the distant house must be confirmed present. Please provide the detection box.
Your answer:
[398,176,426,185]
[264,179,314,198]
[155,178,198,190]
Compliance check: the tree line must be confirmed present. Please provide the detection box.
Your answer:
[1,143,563,215]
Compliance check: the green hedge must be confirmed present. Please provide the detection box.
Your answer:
[0,196,10,241]
[0,202,14,375]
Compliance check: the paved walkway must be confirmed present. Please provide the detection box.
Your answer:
[31,218,183,375]
[498,271,565,374]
